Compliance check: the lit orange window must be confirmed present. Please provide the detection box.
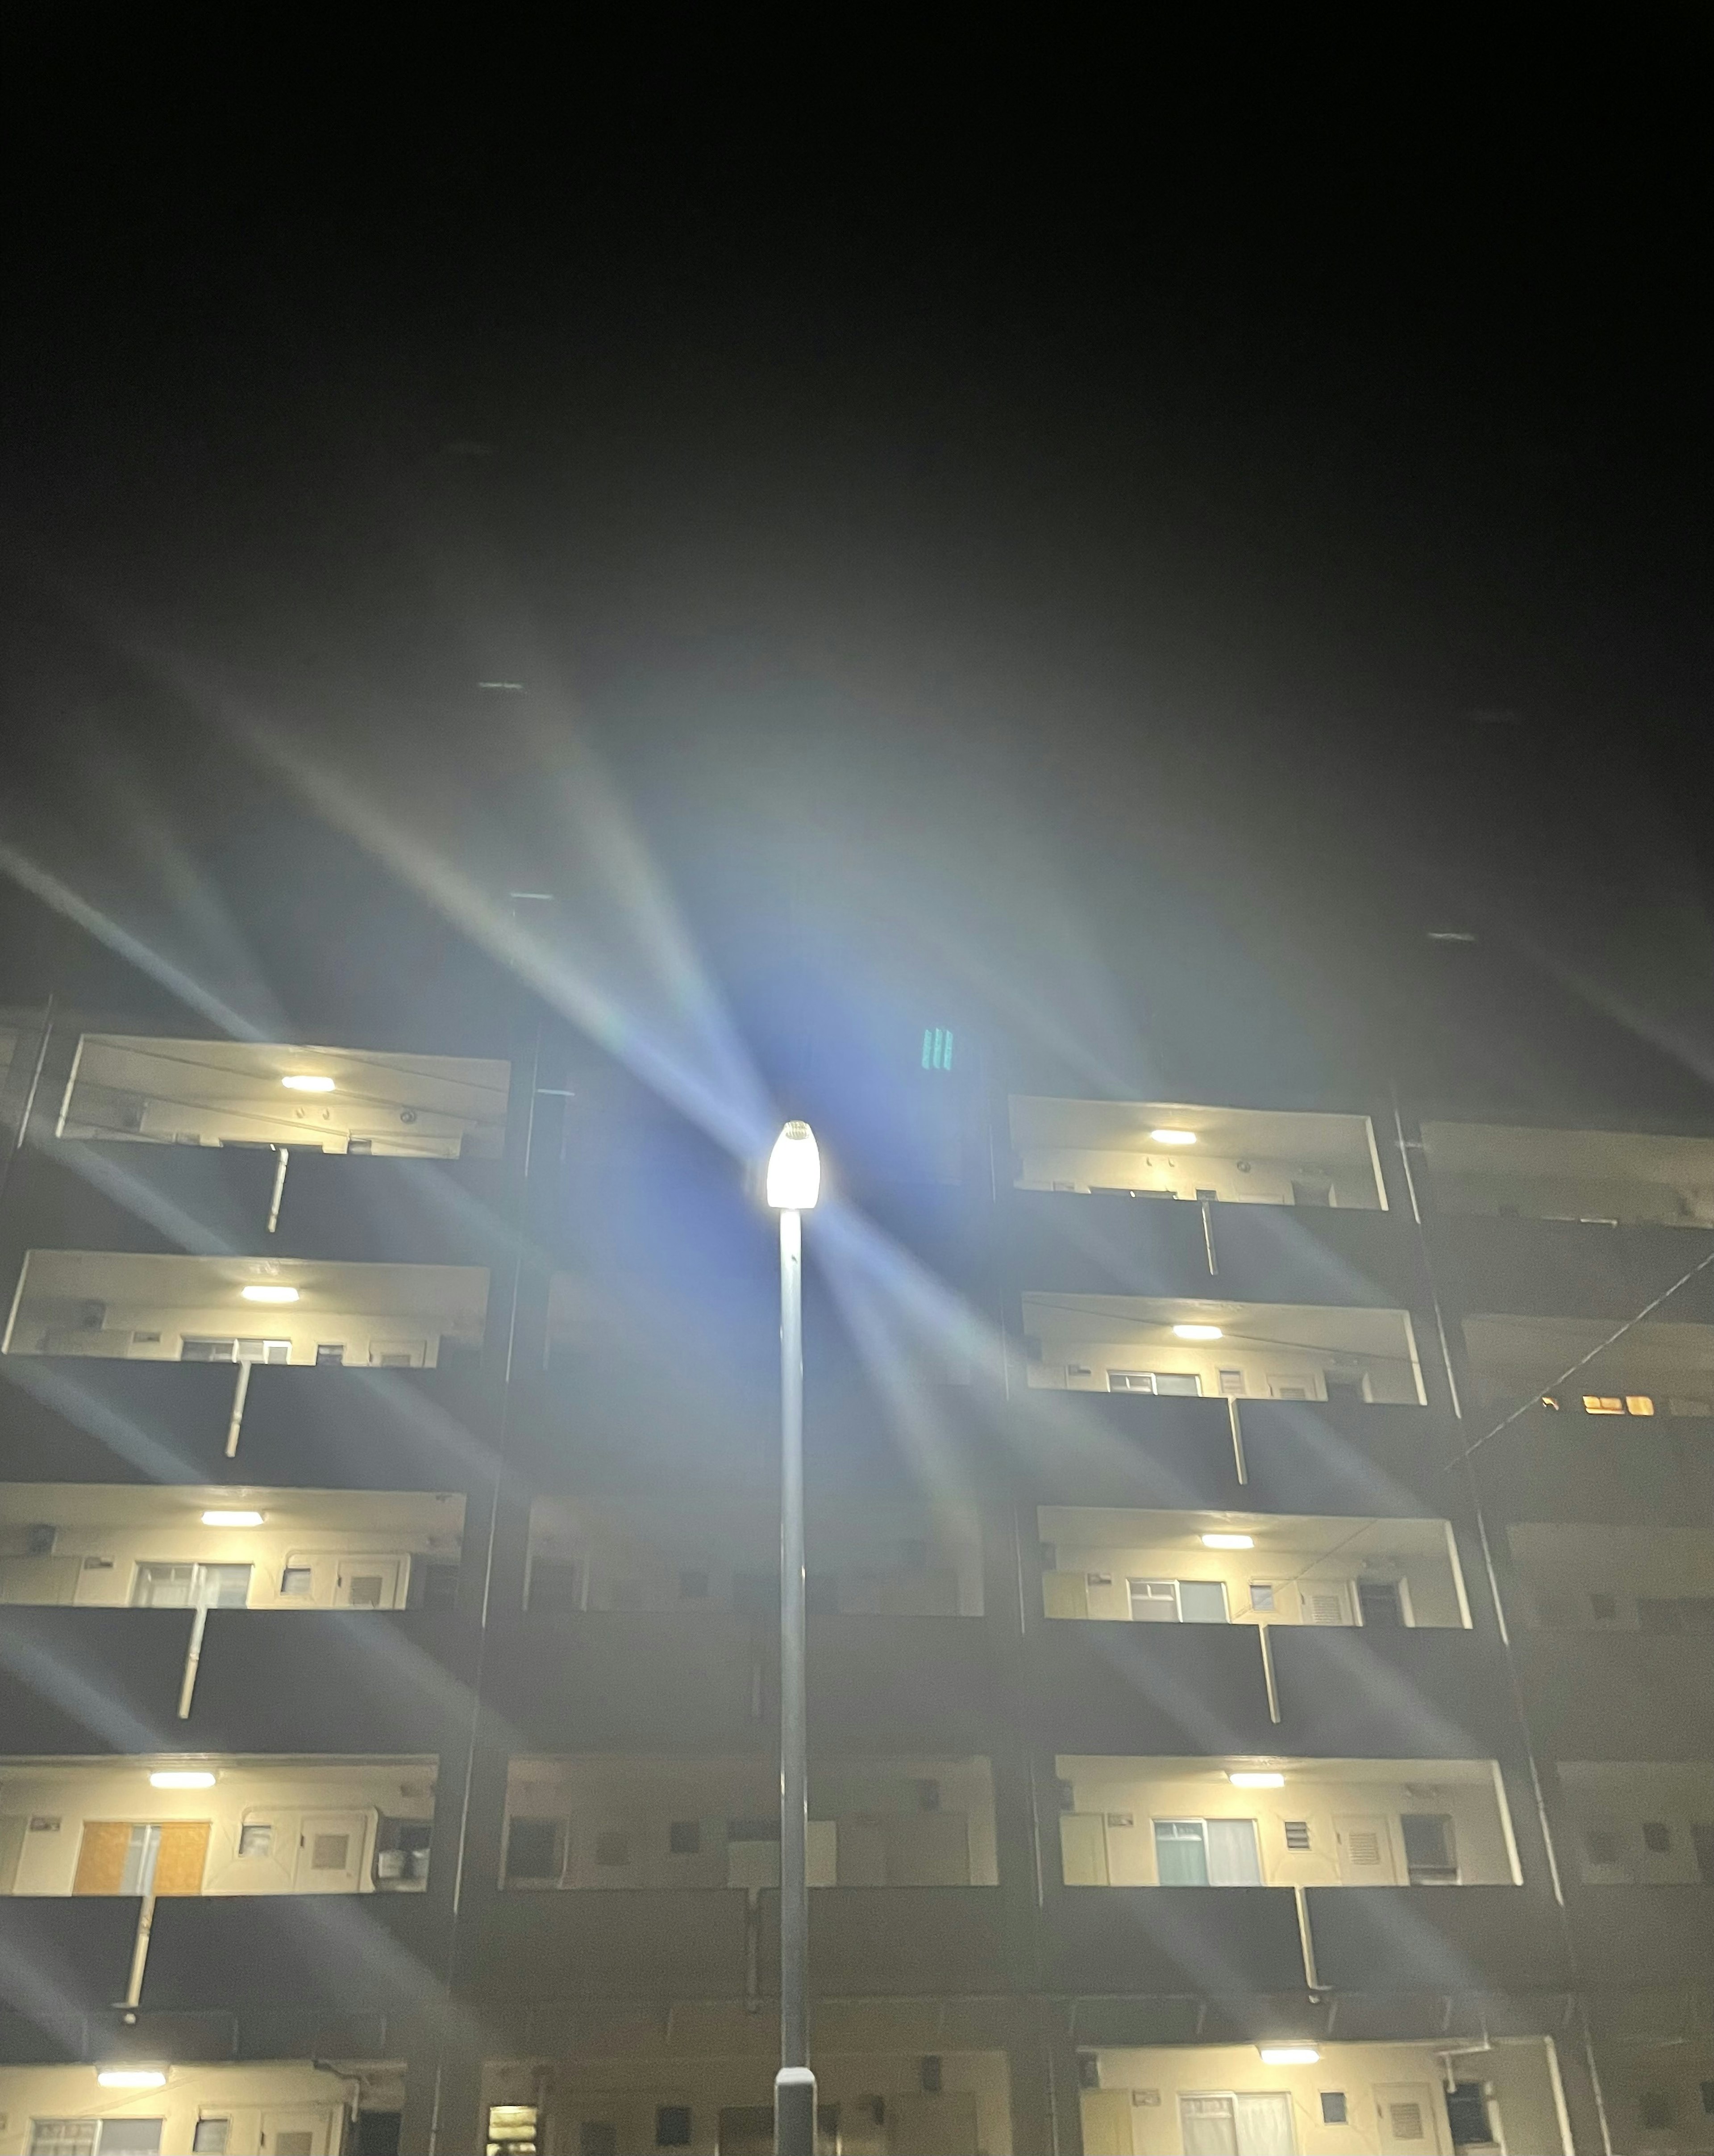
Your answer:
[1624,1395,1656,1416]
[1583,1396,1625,1415]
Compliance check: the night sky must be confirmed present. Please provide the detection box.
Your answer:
[4,26,1712,1119]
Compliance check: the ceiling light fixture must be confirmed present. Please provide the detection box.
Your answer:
[281,1075,336,1092]
[1201,1532,1254,1550]
[1150,1128,1196,1145]
[200,1510,264,1527]
[1258,2045,1319,2067]
[148,1769,216,1789]
[1228,1770,1286,1789]
[240,1284,298,1303]
[1173,1323,1223,1340]
[97,2068,168,2089]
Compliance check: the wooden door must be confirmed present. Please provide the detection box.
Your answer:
[73,1820,137,1894]
[154,1820,211,1894]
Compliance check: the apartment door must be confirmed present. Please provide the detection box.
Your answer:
[1374,2082,1447,2154]
[1079,2088,1134,2156]
[1335,1814,1397,1883]
[73,1820,210,1895]
[333,1555,406,1608]
[258,2110,336,2155]
[294,1811,367,1891]
[885,2093,979,2154]
[1061,1812,1111,1885]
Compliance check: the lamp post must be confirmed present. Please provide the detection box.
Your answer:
[765,1118,821,2156]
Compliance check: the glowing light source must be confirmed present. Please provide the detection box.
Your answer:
[1229,1770,1286,1789]
[149,1769,216,1789]
[1201,1532,1254,1549]
[1258,2045,1319,2066]
[201,1510,264,1527]
[97,2068,168,2089]
[281,1075,336,1092]
[766,1122,821,1210]
[1150,1127,1196,1144]
[1173,1323,1223,1340]
[240,1284,298,1304]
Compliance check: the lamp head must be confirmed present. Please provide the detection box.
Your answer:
[766,1121,821,1210]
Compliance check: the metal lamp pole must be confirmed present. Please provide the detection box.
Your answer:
[766,1120,820,2156]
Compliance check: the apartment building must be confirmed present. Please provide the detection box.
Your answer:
[3,1013,1714,2156]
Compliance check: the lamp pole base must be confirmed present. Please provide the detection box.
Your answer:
[775,2065,817,2156]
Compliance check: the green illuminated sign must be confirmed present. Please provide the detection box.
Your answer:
[921,1027,955,1072]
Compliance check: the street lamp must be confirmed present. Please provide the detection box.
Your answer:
[766,1118,820,2156]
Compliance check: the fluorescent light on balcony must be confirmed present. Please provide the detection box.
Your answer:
[282,1075,336,1092]
[1201,1532,1254,1549]
[201,1510,264,1527]
[1150,1128,1196,1144]
[149,1769,216,1789]
[240,1284,298,1303]
[97,2068,168,2088]
[1258,2045,1319,2066]
[1228,1770,1285,1789]
[1173,1323,1223,1340]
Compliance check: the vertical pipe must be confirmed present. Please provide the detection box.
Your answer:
[777,1205,814,2154]
[266,1145,291,1234]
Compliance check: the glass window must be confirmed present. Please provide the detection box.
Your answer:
[505,1818,566,1883]
[1129,1578,1178,1622]
[192,2125,231,2154]
[238,1822,273,1858]
[1154,1819,1210,1885]
[1177,1580,1230,1624]
[28,2128,99,2156]
[280,1566,313,1597]
[1583,1395,1626,1415]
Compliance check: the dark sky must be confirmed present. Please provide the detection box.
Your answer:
[4,25,1713,1115]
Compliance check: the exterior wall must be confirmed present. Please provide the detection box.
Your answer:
[0,2059,396,2156]
[1055,1761,1517,1889]
[0,1760,435,1896]
[1082,2039,1566,2156]
[484,2047,1013,2156]
[503,1756,999,1889]
[0,1495,462,1610]
[1040,1519,1464,1629]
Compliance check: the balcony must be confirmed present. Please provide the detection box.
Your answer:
[1006,1098,1418,1304]
[1043,1885,1306,1993]
[0,1895,141,2019]
[1591,2035,1714,2156]
[481,2050,1012,2156]
[1557,1761,1714,1891]
[1421,1118,1714,1231]
[57,1034,508,1156]
[0,1754,438,1900]
[1513,1631,1714,1756]
[1037,1505,1469,1628]
[464,1885,750,1998]
[3,1249,489,1378]
[1019,1294,1427,1409]
[185,1610,476,1752]
[1464,1312,1714,1423]
[1081,2037,1565,2156]
[139,1890,447,2013]
[1010,1097,1386,1211]
[1303,1884,1566,1990]
[1053,1755,1520,1893]
[525,1493,985,1618]
[1026,1628,1276,1756]
[0,1608,191,1755]
[0,1483,464,1610]
[0,2064,398,2156]
[500,1755,998,1893]
[1268,1629,1502,1757]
